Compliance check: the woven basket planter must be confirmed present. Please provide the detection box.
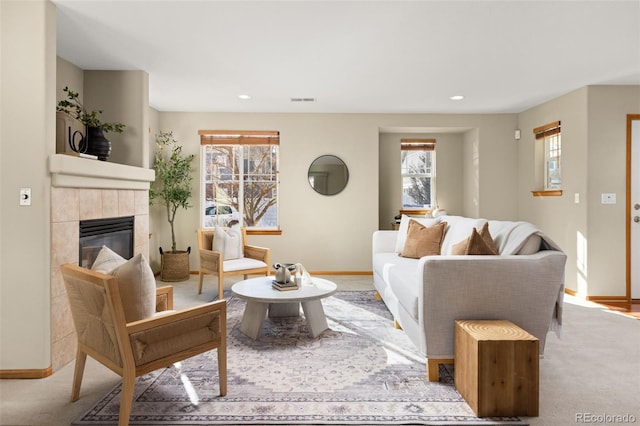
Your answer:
[159,247,190,282]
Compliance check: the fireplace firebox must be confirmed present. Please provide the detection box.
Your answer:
[79,216,134,268]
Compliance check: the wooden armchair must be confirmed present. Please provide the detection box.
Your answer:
[61,263,227,426]
[197,227,271,298]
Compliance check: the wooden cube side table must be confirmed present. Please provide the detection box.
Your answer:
[454,320,539,417]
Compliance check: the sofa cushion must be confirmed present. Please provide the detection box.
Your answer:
[373,252,417,287]
[387,262,420,321]
[439,216,489,255]
[400,220,447,259]
[395,215,441,253]
[451,227,497,255]
[213,225,244,260]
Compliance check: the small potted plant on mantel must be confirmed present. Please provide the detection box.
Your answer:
[56,86,125,161]
[150,131,196,282]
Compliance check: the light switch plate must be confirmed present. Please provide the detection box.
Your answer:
[601,193,616,204]
[19,188,31,206]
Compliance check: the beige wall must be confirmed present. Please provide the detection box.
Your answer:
[84,70,150,168]
[150,113,518,273]
[586,86,640,297]
[518,88,589,296]
[462,128,480,217]
[518,86,640,298]
[0,0,56,370]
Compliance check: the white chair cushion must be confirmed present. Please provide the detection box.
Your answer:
[223,257,267,272]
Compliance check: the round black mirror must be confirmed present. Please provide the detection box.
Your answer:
[308,155,349,195]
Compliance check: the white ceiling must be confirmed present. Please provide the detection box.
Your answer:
[53,0,640,114]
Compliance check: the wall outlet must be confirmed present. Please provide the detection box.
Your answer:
[601,193,616,204]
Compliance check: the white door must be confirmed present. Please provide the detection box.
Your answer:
[631,118,640,299]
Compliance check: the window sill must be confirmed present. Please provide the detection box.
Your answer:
[399,209,432,216]
[246,229,282,236]
[531,190,563,197]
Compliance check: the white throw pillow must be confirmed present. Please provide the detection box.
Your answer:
[395,215,441,253]
[91,245,127,273]
[439,216,489,255]
[212,225,244,260]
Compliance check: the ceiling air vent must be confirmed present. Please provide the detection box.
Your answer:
[290,97,316,103]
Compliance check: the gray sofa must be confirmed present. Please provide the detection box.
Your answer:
[372,215,566,381]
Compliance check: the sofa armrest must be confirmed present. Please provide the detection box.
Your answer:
[419,250,566,359]
[373,230,398,254]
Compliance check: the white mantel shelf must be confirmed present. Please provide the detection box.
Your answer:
[49,154,155,190]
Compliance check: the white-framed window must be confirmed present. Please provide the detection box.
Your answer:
[199,130,279,230]
[534,121,561,190]
[400,138,436,209]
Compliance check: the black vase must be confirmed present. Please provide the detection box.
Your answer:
[85,126,111,161]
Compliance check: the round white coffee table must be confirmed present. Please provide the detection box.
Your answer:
[231,276,337,339]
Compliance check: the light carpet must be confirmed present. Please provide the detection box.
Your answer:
[72,291,526,425]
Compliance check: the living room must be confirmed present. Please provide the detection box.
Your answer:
[1,0,639,425]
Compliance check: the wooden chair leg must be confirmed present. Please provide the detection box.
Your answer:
[197,272,205,294]
[70,348,87,402]
[218,346,227,396]
[218,270,224,300]
[218,278,224,301]
[118,373,136,426]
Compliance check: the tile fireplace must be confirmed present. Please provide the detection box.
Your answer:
[49,154,154,371]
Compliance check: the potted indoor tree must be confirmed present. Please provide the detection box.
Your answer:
[150,131,196,281]
[56,86,125,161]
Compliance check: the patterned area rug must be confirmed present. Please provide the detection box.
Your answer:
[73,291,526,425]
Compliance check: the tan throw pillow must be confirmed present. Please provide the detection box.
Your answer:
[478,222,498,254]
[111,254,157,323]
[400,220,447,259]
[451,227,498,255]
[394,215,442,253]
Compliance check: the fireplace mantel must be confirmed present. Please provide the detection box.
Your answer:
[49,154,155,190]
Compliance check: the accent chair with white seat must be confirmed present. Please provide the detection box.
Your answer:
[197,226,271,299]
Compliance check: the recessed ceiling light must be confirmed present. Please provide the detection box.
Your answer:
[238,94,251,100]
[449,95,465,101]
